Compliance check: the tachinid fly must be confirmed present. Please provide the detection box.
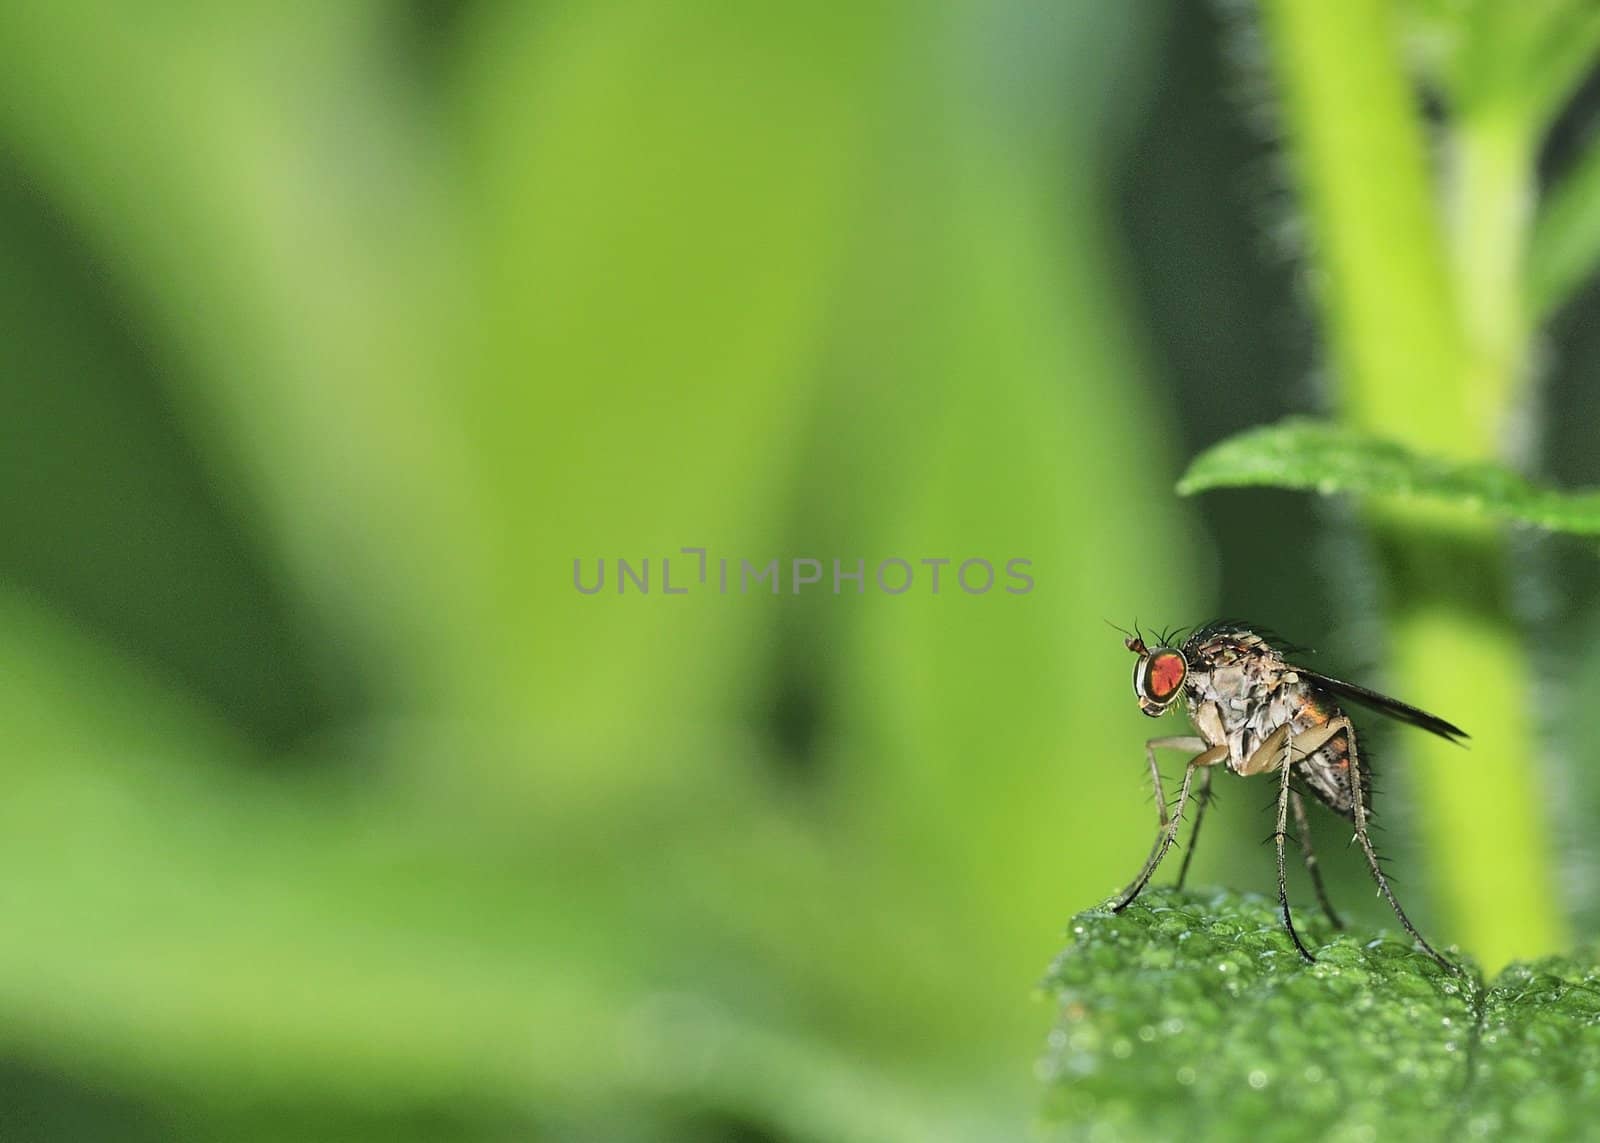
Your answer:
[1114,621,1466,971]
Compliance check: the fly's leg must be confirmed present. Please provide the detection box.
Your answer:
[1290,789,1343,929]
[1243,720,1453,967]
[1175,766,1214,890]
[1340,717,1460,973]
[1112,738,1226,912]
[1125,736,1205,891]
[1274,748,1316,962]
[1113,759,1200,912]
[1238,723,1291,776]
[1240,724,1328,960]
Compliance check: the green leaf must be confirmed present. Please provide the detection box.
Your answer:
[1176,418,1600,534]
[1401,0,1600,323]
[1529,135,1600,321]
[1400,0,1600,125]
[1039,889,1600,1139]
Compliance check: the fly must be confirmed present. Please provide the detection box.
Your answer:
[1113,620,1466,971]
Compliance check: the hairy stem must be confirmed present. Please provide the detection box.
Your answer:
[1258,0,1564,966]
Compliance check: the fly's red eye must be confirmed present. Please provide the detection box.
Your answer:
[1147,650,1186,702]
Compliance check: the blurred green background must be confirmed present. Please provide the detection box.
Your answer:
[2,1,1599,1139]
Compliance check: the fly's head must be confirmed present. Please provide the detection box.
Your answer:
[1125,635,1188,717]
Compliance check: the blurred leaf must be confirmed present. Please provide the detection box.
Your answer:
[0,2,491,706]
[0,159,360,751]
[1529,137,1600,321]
[1041,888,1600,1140]
[0,586,1009,1143]
[1402,0,1600,123]
[455,0,903,799]
[1179,418,1600,534]
[773,0,1200,1079]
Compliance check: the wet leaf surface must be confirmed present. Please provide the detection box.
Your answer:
[1039,889,1600,1141]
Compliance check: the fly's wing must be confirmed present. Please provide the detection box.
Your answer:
[1295,667,1469,746]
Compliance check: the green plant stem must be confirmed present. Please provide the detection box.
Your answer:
[1369,508,1556,965]
[1451,110,1534,451]
[1259,0,1564,967]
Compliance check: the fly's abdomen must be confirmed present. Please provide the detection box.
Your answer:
[1293,694,1366,818]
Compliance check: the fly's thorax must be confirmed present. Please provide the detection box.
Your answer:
[1183,628,1281,691]
[1239,677,1330,749]
[1183,641,1335,768]
[1183,659,1290,734]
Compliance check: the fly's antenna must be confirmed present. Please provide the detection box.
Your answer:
[1104,618,1146,654]
[1104,618,1137,640]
